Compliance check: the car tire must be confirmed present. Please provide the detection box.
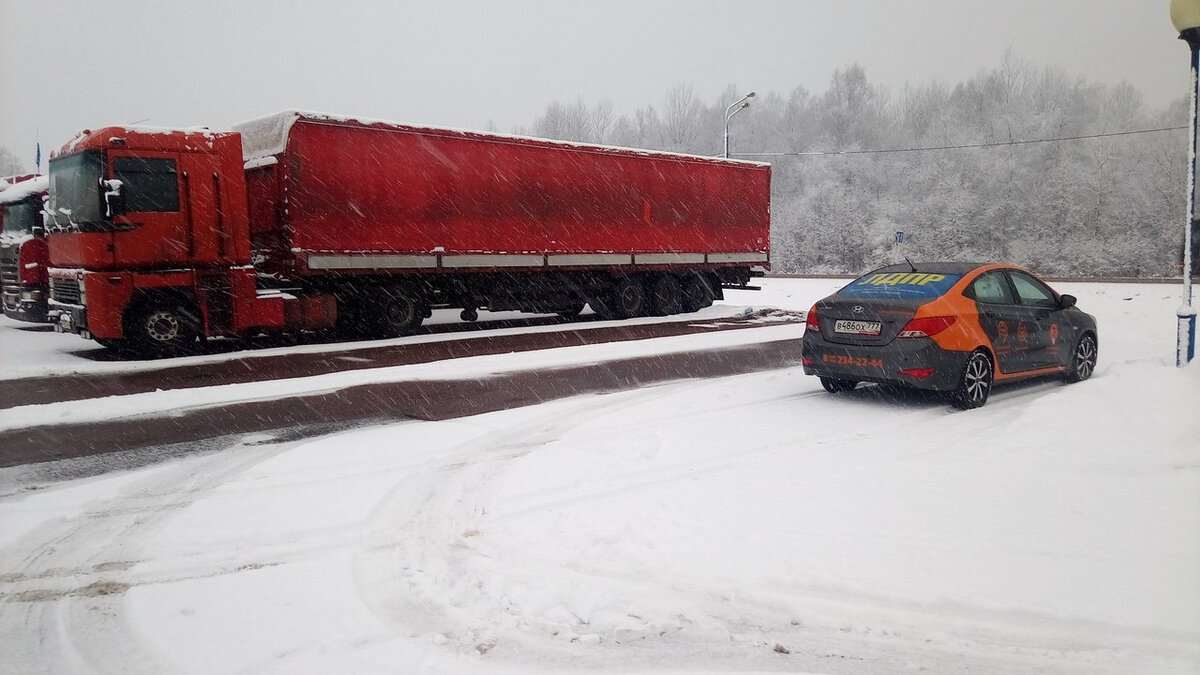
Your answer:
[820,377,858,393]
[950,350,993,410]
[1065,333,1097,383]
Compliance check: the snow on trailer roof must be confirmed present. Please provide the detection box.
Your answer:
[232,110,772,170]
[0,174,47,204]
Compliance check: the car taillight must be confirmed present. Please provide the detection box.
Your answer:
[897,315,956,338]
[805,305,819,332]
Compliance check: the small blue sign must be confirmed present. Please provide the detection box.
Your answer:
[894,231,904,244]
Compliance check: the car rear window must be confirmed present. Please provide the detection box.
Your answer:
[838,271,964,300]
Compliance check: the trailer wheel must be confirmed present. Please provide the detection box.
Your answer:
[127,302,200,355]
[376,289,425,337]
[681,275,714,312]
[649,275,684,316]
[610,277,648,318]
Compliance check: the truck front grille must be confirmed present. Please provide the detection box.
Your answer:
[0,250,17,291]
[51,277,82,305]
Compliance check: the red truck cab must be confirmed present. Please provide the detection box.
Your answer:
[1,174,50,322]
[45,127,299,350]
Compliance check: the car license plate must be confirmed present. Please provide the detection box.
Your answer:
[834,319,881,335]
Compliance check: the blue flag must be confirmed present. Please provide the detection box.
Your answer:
[35,142,41,172]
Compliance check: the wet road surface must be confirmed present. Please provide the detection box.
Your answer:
[1,310,796,408]
[2,312,802,468]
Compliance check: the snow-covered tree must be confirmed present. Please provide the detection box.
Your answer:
[0,146,28,176]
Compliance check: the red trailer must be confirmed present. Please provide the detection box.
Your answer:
[45,111,770,355]
[0,174,50,322]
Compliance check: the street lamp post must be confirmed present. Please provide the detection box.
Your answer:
[723,91,755,158]
[1171,0,1200,366]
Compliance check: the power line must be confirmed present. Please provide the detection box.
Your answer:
[733,126,1187,158]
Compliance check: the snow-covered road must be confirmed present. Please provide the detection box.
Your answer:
[1,278,1197,674]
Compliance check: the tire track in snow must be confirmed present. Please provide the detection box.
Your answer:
[0,439,291,673]
[352,381,699,661]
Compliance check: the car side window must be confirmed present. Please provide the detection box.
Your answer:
[1009,271,1058,309]
[969,271,1015,305]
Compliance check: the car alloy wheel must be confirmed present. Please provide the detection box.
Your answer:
[951,350,992,410]
[1067,334,1097,383]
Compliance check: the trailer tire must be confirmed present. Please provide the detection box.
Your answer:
[127,302,200,356]
[681,275,714,312]
[375,289,425,337]
[610,277,648,319]
[649,275,684,316]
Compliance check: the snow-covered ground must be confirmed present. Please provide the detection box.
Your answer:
[1,277,1198,674]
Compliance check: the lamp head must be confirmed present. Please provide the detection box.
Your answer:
[1172,0,1200,34]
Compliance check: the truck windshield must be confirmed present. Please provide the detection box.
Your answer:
[47,151,105,231]
[2,201,39,235]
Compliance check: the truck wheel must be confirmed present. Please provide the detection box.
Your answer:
[649,275,684,316]
[681,275,714,312]
[376,290,425,337]
[610,277,648,319]
[128,303,199,355]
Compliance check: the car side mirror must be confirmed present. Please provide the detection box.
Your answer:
[1059,294,1077,309]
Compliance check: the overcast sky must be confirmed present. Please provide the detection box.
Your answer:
[0,0,1187,168]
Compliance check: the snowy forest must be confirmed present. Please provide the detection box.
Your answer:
[517,58,1190,278]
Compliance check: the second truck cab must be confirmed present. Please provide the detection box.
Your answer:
[0,174,50,322]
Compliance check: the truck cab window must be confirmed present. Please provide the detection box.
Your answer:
[113,157,180,212]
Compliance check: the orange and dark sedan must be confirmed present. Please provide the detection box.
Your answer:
[802,263,1098,409]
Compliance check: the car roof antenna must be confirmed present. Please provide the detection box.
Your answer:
[904,257,917,273]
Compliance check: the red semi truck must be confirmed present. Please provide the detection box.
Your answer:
[44,111,770,355]
[0,174,50,322]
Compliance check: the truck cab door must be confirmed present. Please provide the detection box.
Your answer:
[108,152,189,267]
[177,152,237,266]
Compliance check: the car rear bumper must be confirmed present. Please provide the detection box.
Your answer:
[802,332,972,392]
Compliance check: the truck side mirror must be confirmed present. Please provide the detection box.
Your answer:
[101,178,125,217]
